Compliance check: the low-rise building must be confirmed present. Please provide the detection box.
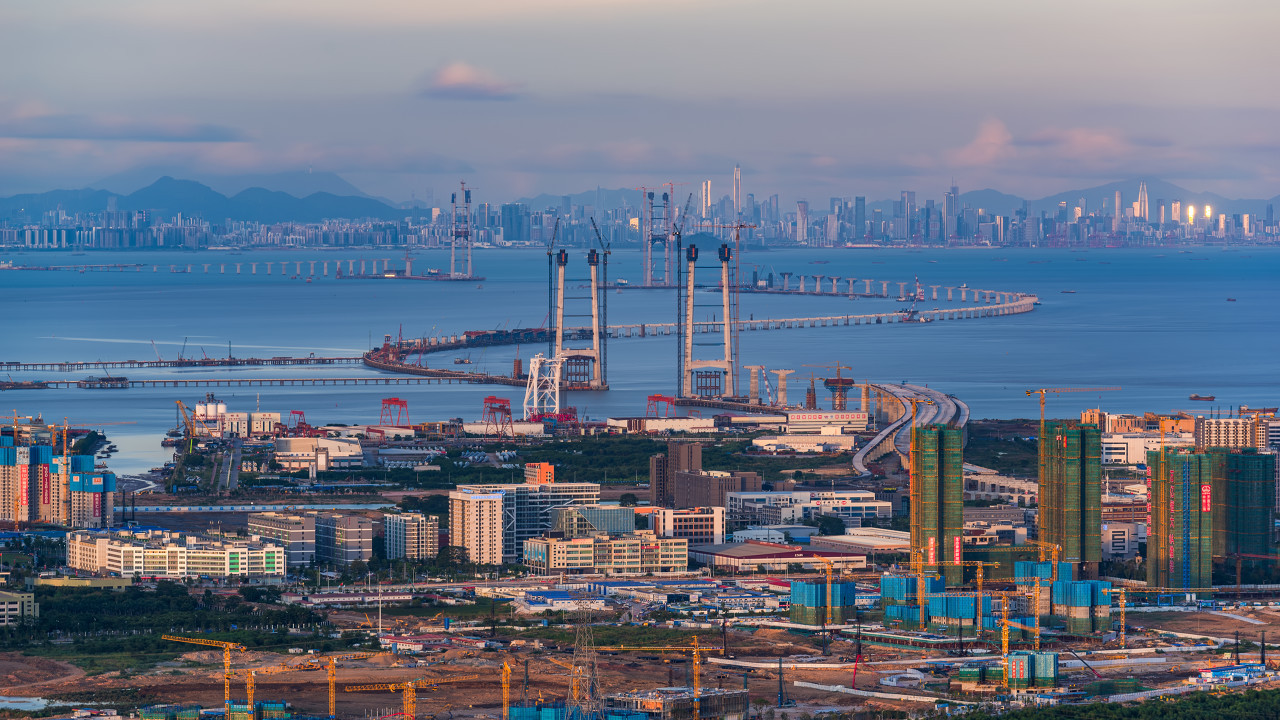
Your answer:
[726,490,891,525]
[522,532,688,576]
[688,540,867,573]
[731,525,818,544]
[651,507,725,546]
[66,529,285,579]
[514,590,608,614]
[1101,432,1193,464]
[0,590,37,625]
[273,437,364,470]
[809,528,911,554]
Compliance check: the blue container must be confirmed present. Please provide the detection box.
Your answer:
[0,447,15,465]
[30,445,52,464]
[0,436,12,447]
[71,455,95,472]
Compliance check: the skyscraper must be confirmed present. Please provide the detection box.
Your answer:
[1039,422,1102,578]
[732,164,742,221]
[1209,448,1276,559]
[943,191,957,242]
[911,424,964,585]
[700,180,712,219]
[796,201,809,244]
[854,197,866,239]
[1147,449,1213,589]
[1137,181,1149,222]
[649,441,702,507]
[1112,190,1122,232]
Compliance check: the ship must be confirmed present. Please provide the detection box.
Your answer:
[1189,394,1215,401]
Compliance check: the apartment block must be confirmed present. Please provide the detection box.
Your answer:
[247,511,316,566]
[449,489,504,565]
[314,513,374,565]
[384,512,440,560]
[522,532,688,575]
[453,482,600,562]
[651,506,725,546]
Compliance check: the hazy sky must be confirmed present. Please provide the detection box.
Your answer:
[4,0,1279,203]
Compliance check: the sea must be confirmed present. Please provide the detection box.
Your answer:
[1,245,1276,474]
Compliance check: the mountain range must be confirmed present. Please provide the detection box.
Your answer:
[1,175,1276,224]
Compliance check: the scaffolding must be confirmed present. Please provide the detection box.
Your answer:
[1040,422,1102,577]
[1211,448,1277,558]
[910,424,964,586]
[1147,448,1213,589]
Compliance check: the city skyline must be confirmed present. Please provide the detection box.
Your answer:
[4,1,1279,202]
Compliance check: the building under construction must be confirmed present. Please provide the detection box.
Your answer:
[1039,422,1102,579]
[1147,448,1214,589]
[603,688,748,720]
[910,424,964,585]
[1209,447,1277,559]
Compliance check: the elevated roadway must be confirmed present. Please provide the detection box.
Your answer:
[850,383,970,476]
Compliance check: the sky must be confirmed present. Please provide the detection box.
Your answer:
[4,0,1280,204]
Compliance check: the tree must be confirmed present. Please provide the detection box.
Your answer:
[619,493,639,507]
[816,515,845,536]
[635,514,650,530]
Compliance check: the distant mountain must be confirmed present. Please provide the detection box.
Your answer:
[1029,178,1271,217]
[0,177,423,223]
[959,188,1024,216]
[89,167,373,198]
[517,187,647,211]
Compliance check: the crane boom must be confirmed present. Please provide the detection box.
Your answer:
[163,635,245,710]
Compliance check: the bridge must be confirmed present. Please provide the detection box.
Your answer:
[850,383,969,476]
[31,374,522,389]
[0,356,363,372]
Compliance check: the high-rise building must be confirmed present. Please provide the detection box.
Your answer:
[384,512,440,560]
[1147,449,1213,589]
[672,470,762,508]
[649,441,702,507]
[1208,448,1276,559]
[910,424,964,585]
[1039,422,1102,578]
[499,203,530,244]
[448,489,504,565]
[1112,190,1122,232]
[700,180,713,219]
[452,482,600,561]
[1137,181,1149,222]
[854,197,866,239]
[796,201,809,244]
[0,437,115,529]
[732,164,742,221]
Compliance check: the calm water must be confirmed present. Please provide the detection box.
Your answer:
[1,245,1276,473]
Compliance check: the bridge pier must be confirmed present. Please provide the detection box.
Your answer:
[309,261,316,276]
[268,262,275,275]
[798,275,806,293]
[946,286,954,301]
[880,280,889,297]
[251,263,258,274]
[202,264,210,273]
[863,279,873,294]
[959,287,966,301]
[829,276,840,294]
[930,285,939,300]
[897,281,907,298]
[780,272,791,291]
[813,275,824,293]
[847,278,856,295]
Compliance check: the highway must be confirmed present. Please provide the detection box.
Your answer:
[850,383,970,476]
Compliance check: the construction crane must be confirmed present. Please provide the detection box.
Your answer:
[1107,586,1220,648]
[2,411,35,526]
[501,662,511,720]
[324,653,389,719]
[244,663,301,707]
[806,555,835,626]
[1024,540,1063,580]
[346,675,478,720]
[596,637,722,718]
[1026,387,1120,488]
[163,635,246,708]
[926,561,999,633]
[546,656,580,703]
[174,400,215,453]
[41,419,135,526]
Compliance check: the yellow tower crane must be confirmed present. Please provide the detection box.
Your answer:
[345,675,477,720]
[324,653,391,719]
[502,662,511,720]
[244,663,301,707]
[1025,540,1063,581]
[926,560,999,633]
[162,635,246,709]
[596,637,722,719]
[1108,586,1219,648]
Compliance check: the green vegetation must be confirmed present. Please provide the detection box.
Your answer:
[963,420,1038,476]
[0,582,332,674]
[941,688,1280,720]
[70,430,103,455]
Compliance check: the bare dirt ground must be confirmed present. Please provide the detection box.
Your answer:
[1130,609,1280,641]
[7,632,895,717]
[0,654,84,693]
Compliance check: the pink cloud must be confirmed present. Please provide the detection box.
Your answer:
[423,62,521,101]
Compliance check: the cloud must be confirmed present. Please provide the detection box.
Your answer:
[945,118,1015,167]
[0,107,245,143]
[422,62,521,101]
[510,140,733,174]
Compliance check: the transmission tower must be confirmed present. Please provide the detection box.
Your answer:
[566,608,601,720]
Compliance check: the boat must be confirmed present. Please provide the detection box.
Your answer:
[454,358,472,365]
[161,437,182,447]
[1227,298,1237,302]
[1060,290,1076,294]
[1189,394,1215,401]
